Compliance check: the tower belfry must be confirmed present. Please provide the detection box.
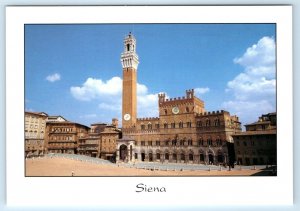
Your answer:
[121,32,139,128]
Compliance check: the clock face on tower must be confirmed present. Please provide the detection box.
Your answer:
[124,113,131,121]
[172,106,180,114]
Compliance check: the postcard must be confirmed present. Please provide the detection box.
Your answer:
[6,5,293,207]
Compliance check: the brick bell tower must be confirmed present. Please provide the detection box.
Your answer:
[121,32,139,128]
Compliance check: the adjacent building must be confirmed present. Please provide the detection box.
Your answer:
[78,121,121,162]
[116,33,242,165]
[45,121,90,154]
[25,111,48,157]
[232,112,277,165]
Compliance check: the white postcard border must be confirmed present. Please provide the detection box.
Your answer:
[6,6,293,207]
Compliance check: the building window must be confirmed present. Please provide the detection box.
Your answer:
[179,121,183,128]
[207,139,212,146]
[141,125,145,130]
[164,109,167,115]
[165,153,169,160]
[216,138,222,146]
[214,118,220,126]
[188,139,192,146]
[156,141,160,146]
[164,123,168,129]
[196,121,202,127]
[155,124,160,129]
[187,122,192,128]
[141,141,145,146]
[186,107,189,113]
[149,141,152,146]
[171,122,175,128]
[165,141,169,146]
[172,140,177,146]
[156,153,160,160]
[180,140,184,146]
[198,139,203,146]
[206,119,211,127]
[173,153,177,160]
[148,123,152,130]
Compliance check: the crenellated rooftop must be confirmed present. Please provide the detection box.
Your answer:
[137,117,160,121]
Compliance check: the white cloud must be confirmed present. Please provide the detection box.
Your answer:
[70,77,122,101]
[71,76,163,121]
[194,87,210,96]
[46,73,61,82]
[223,36,276,125]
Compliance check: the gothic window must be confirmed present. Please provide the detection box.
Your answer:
[198,139,203,146]
[188,139,193,146]
[156,141,160,146]
[165,153,169,160]
[141,141,145,146]
[148,123,152,130]
[164,123,168,129]
[164,109,167,115]
[166,141,169,146]
[171,122,175,128]
[179,121,183,128]
[155,124,160,129]
[156,153,160,160]
[187,121,192,128]
[207,139,212,146]
[172,140,177,146]
[181,153,185,161]
[141,125,145,130]
[214,118,220,126]
[127,44,130,51]
[180,140,184,146]
[206,119,211,127]
[196,121,202,127]
[173,153,177,160]
[189,154,193,161]
[149,141,152,146]
[186,107,189,113]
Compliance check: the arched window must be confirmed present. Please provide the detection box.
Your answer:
[171,122,176,128]
[189,154,193,161]
[179,121,183,128]
[165,153,169,160]
[188,139,193,146]
[164,122,168,129]
[196,121,202,127]
[207,138,212,146]
[164,109,167,115]
[206,119,211,127]
[180,140,184,146]
[186,107,190,112]
[198,138,203,146]
[148,123,152,130]
[127,44,130,51]
[172,140,177,146]
[214,118,220,126]
[187,121,192,128]
[181,153,185,161]
[141,124,145,130]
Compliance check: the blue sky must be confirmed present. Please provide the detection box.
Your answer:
[25,24,276,127]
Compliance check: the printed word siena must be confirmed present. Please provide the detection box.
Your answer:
[136,183,166,193]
